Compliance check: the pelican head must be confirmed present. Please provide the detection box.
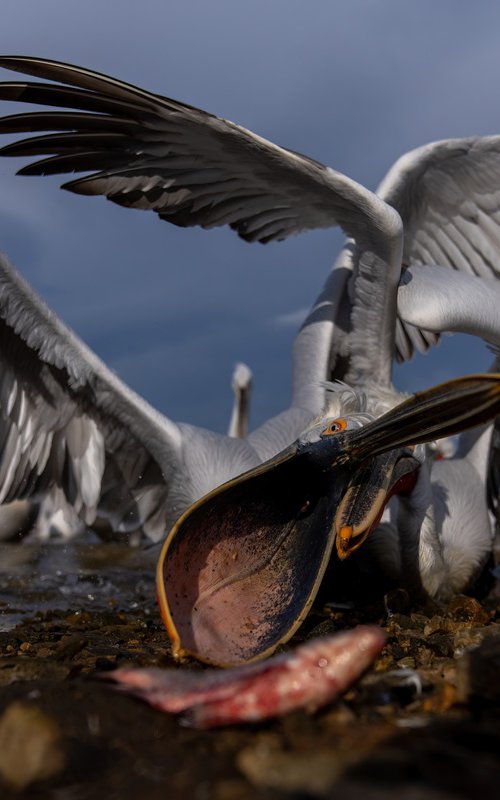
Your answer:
[157,374,500,667]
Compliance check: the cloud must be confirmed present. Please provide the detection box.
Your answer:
[273,307,309,329]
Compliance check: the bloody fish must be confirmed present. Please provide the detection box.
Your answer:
[108,625,385,728]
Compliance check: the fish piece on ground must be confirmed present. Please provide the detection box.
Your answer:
[107,625,385,728]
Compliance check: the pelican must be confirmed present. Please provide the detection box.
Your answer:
[0,58,498,664]
[0,360,253,543]
[228,363,253,439]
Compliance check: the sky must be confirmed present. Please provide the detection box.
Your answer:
[0,1,498,432]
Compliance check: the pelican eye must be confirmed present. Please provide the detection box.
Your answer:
[321,418,347,437]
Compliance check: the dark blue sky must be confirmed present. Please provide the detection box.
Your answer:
[0,1,498,431]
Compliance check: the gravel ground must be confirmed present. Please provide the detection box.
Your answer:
[0,540,499,799]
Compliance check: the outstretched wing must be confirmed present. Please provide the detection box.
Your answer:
[377,137,500,361]
[0,55,372,244]
[0,56,404,394]
[0,251,183,541]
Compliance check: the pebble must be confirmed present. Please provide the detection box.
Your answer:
[456,636,500,703]
[447,596,490,625]
[0,702,65,790]
[237,736,342,796]
[384,588,411,615]
[396,657,416,669]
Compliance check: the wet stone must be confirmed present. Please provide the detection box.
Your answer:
[447,595,490,625]
[424,616,449,636]
[425,632,454,658]
[456,636,500,704]
[358,668,423,709]
[304,619,340,640]
[384,588,411,615]
[396,657,416,669]
[0,701,65,790]
[0,657,70,685]
[237,736,343,796]
[408,613,428,631]
[54,633,88,660]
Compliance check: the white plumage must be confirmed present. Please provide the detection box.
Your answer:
[0,56,497,599]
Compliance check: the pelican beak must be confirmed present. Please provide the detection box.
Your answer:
[332,372,500,560]
[334,447,420,560]
[157,443,353,667]
[157,373,500,667]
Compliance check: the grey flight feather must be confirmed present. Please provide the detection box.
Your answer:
[0,55,404,388]
[377,137,500,360]
[2,58,500,377]
[1,59,500,374]
[0,55,392,247]
[0,251,184,538]
[0,250,325,540]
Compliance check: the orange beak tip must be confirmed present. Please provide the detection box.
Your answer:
[336,525,354,560]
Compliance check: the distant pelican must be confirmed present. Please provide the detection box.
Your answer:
[228,363,253,439]
[0,59,498,649]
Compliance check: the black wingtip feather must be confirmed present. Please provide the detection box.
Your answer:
[0,56,157,109]
[17,151,125,176]
[0,111,140,135]
[0,131,131,158]
[0,81,150,118]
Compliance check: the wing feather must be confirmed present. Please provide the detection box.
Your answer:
[0,56,399,249]
[378,137,500,360]
[0,251,184,540]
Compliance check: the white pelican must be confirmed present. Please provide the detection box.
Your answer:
[0,360,253,542]
[0,58,497,641]
[227,363,253,439]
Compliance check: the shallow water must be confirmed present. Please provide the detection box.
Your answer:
[0,541,157,631]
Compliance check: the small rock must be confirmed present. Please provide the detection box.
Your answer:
[425,632,454,658]
[421,683,458,713]
[447,595,489,625]
[423,616,448,637]
[320,702,357,725]
[54,634,88,661]
[456,636,500,703]
[414,646,434,668]
[237,735,342,796]
[359,668,423,708]
[396,657,416,669]
[0,702,65,790]
[384,589,411,615]
[18,642,30,653]
[373,655,395,672]
[408,613,428,631]
[387,613,412,631]
[305,619,338,640]
[0,658,70,686]
[453,626,491,655]
[215,778,255,800]
[35,647,53,659]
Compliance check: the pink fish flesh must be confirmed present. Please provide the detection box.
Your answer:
[107,625,385,728]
